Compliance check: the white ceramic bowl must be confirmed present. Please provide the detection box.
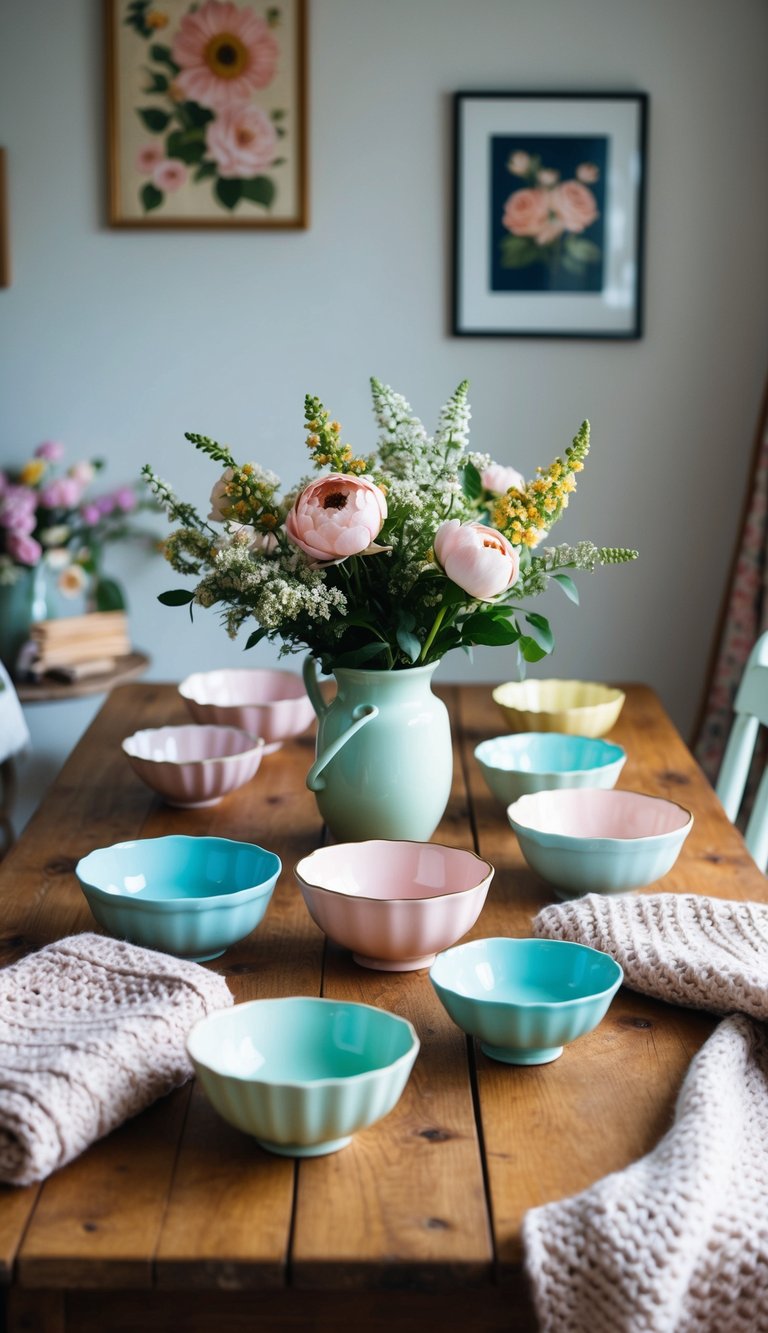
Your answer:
[493,679,626,738]
[506,788,694,898]
[122,724,265,807]
[294,840,494,971]
[179,668,315,753]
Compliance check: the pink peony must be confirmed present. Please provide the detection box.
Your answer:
[6,532,43,566]
[550,180,599,233]
[481,463,525,495]
[502,188,550,238]
[80,503,102,526]
[0,486,37,536]
[434,520,519,601]
[39,477,82,510]
[209,467,236,522]
[152,159,188,193]
[68,460,96,487]
[136,143,164,175]
[205,104,278,178]
[34,440,65,462]
[285,474,387,564]
[576,162,599,184]
[171,1,279,110]
[113,486,137,513]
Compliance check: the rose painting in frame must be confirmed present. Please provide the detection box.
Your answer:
[106,0,308,228]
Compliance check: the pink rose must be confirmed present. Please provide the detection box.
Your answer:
[537,168,559,187]
[152,159,188,193]
[576,163,599,184]
[6,532,43,566]
[534,216,565,245]
[80,503,102,526]
[507,151,531,176]
[434,520,519,601]
[209,468,236,522]
[205,105,278,179]
[502,188,550,238]
[481,463,525,495]
[285,474,387,564]
[136,143,164,175]
[0,486,37,535]
[39,477,82,509]
[34,440,65,462]
[550,180,599,233]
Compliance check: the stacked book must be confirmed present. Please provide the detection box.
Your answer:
[26,612,130,682]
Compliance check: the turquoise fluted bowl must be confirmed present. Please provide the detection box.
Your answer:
[474,732,626,805]
[76,835,281,961]
[187,997,420,1156]
[430,936,623,1065]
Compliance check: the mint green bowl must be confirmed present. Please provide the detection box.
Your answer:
[76,835,281,961]
[430,937,623,1065]
[187,997,420,1156]
[475,733,626,805]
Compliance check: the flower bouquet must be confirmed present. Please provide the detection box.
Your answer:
[145,378,636,671]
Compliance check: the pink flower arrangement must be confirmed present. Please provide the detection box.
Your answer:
[500,148,603,278]
[126,0,284,218]
[0,444,152,611]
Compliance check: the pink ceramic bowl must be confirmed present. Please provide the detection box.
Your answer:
[122,724,265,808]
[294,840,494,971]
[178,668,315,753]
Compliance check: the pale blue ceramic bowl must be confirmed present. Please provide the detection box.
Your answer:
[506,788,693,898]
[475,733,626,805]
[430,937,623,1065]
[187,997,420,1156]
[76,835,281,961]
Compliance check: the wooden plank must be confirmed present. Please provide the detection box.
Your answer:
[454,683,768,1279]
[291,688,494,1290]
[63,1285,532,1333]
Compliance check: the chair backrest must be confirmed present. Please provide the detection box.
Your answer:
[715,631,768,872]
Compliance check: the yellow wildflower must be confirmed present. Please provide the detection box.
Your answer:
[20,459,46,485]
[146,11,168,28]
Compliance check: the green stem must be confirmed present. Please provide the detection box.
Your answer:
[420,604,447,663]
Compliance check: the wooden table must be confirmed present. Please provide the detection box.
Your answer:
[0,682,763,1333]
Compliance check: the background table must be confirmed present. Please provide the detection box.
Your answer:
[0,681,763,1333]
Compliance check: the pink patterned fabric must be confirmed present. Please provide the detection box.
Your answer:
[695,395,768,785]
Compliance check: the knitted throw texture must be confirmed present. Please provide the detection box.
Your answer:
[0,933,232,1186]
[525,893,768,1333]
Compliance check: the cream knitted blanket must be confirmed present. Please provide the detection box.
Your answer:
[0,933,232,1186]
[525,893,768,1333]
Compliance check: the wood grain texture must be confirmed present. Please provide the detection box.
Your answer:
[0,681,764,1324]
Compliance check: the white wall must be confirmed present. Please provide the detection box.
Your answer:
[2,0,767,829]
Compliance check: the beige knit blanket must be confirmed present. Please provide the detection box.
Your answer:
[525,894,768,1333]
[0,933,232,1186]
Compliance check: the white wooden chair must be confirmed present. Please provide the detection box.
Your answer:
[0,662,30,858]
[715,631,768,872]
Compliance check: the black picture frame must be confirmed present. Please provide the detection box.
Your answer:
[452,91,648,339]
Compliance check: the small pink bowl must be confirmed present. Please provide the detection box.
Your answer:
[122,724,265,808]
[178,668,315,754]
[294,840,494,971]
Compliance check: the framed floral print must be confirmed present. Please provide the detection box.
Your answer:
[106,0,308,228]
[452,92,647,338]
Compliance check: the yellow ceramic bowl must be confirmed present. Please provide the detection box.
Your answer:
[492,679,625,739]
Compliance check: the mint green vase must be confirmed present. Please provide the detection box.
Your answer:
[0,564,50,674]
[303,657,453,842]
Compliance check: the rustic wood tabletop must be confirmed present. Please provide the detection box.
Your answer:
[0,680,763,1333]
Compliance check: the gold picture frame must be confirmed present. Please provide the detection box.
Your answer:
[106,0,308,229]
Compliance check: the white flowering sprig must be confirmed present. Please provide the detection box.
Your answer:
[150,380,637,670]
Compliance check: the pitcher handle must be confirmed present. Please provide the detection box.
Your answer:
[305,704,379,792]
[303,654,331,720]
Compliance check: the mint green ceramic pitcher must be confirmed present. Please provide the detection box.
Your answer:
[303,657,453,842]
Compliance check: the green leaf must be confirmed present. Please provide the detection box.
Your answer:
[552,572,580,604]
[499,235,540,269]
[245,627,269,651]
[158,588,195,606]
[137,107,171,133]
[166,129,205,164]
[396,626,421,663]
[180,101,214,128]
[143,69,169,94]
[460,612,520,647]
[215,177,243,210]
[331,641,389,669]
[560,253,586,277]
[241,176,275,208]
[519,634,550,663]
[524,612,554,653]
[564,235,601,264]
[94,577,126,612]
[149,43,176,66]
[460,460,483,502]
[141,183,163,212]
[193,160,218,182]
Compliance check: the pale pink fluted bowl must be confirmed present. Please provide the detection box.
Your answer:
[294,840,494,971]
[122,724,265,808]
[179,668,315,754]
